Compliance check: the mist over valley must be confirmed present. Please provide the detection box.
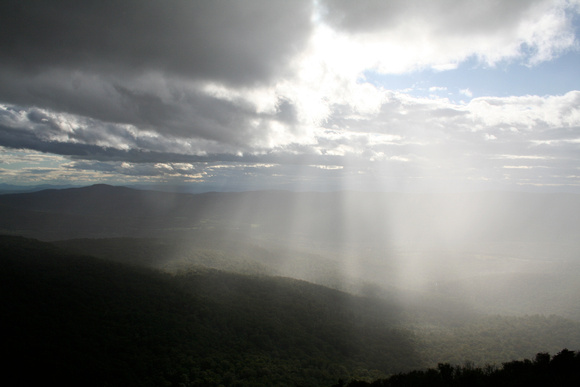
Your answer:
[2,185,580,385]
[2,184,579,316]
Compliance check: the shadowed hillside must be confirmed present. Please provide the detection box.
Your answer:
[3,235,580,386]
[1,235,419,386]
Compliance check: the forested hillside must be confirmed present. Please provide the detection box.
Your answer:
[3,235,580,386]
[54,234,580,321]
[3,185,580,321]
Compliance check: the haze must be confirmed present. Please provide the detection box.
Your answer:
[1,2,580,384]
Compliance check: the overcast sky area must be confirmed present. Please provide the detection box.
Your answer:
[1,0,580,192]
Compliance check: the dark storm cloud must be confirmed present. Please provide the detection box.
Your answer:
[0,0,313,150]
[275,99,299,124]
[0,122,231,162]
[0,123,140,160]
[0,76,293,152]
[108,83,265,145]
[0,120,346,167]
[0,0,312,86]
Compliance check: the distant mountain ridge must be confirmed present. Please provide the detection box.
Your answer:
[1,184,579,260]
[0,183,80,194]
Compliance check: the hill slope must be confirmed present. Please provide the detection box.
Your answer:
[3,235,580,386]
[1,235,418,386]
[3,184,580,320]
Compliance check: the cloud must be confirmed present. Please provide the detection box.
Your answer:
[64,160,206,179]
[460,89,473,98]
[317,0,579,71]
[2,84,580,190]
[0,0,313,86]
[0,1,579,190]
[0,0,317,154]
[467,91,580,129]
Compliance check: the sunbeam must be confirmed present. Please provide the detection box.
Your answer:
[2,1,580,385]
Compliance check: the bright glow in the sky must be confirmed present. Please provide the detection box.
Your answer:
[0,0,580,192]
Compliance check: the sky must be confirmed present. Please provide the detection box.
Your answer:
[1,0,580,192]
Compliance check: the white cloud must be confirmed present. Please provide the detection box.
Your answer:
[317,0,580,73]
[495,154,553,160]
[460,89,473,98]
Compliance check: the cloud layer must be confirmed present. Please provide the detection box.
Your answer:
[1,0,579,190]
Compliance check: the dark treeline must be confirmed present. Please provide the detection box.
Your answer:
[336,349,580,387]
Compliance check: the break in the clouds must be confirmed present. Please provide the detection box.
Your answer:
[1,0,580,191]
